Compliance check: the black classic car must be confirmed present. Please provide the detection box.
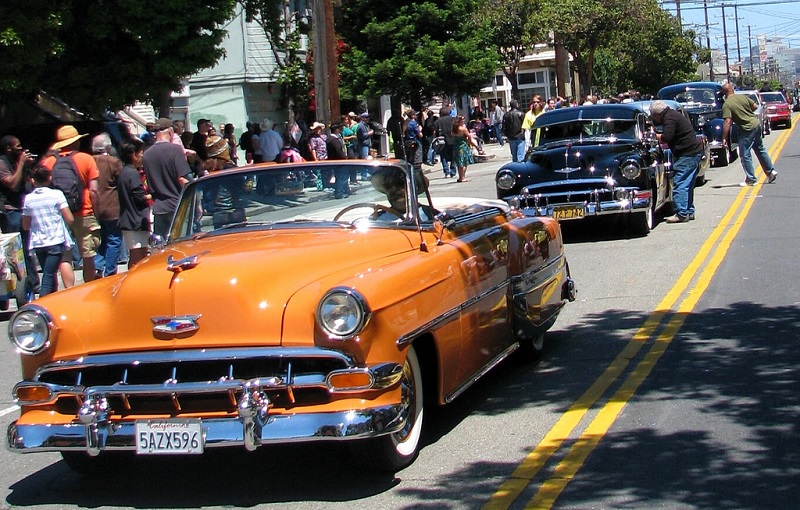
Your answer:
[657,81,738,167]
[495,103,671,235]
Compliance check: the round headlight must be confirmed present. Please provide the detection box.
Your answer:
[620,161,641,180]
[8,306,53,355]
[317,288,369,339]
[496,170,516,191]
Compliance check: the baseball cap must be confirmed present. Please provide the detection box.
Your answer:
[154,118,173,131]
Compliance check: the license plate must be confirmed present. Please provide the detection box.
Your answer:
[553,206,584,220]
[135,419,204,455]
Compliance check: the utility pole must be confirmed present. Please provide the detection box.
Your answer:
[734,5,741,63]
[676,0,682,27]
[748,25,754,75]
[312,0,340,127]
[704,0,713,81]
[722,3,731,83]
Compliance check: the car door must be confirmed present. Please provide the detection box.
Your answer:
[448,210,515,384]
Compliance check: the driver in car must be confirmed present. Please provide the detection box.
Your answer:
[370,167,434,222]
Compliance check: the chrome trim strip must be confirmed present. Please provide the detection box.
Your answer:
[397,254,567,349]
[445,343,519,403]
[7,404,406,453]
[33,347,358,380]
[510,255,563,290]
[395,278,508,348]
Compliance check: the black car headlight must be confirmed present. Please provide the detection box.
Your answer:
[620,161,641,180]
[317,288,369,339]
[496,169,516,191]
[8,305,54,355]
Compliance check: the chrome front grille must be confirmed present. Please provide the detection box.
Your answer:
[34,347,355,415]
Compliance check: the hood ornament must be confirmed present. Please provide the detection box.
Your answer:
[151,315,202,336]
[557,143,580,175]
[167,254,200,273]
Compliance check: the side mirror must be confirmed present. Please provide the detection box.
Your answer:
[434,211,456,230]
[149,234,166,252]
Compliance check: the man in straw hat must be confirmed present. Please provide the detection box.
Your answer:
[42,124,101,283]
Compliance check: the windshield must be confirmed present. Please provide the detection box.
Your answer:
[535,118,638,147]
[168,162,433,242]
[662,88,717,106]
[760,92,785,103]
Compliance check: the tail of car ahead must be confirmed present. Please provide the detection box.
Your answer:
[7,160,575,473]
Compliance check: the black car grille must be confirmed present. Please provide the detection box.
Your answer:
[35,348,354,416]
[519,180,614,207]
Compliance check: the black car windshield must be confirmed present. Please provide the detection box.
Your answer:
[168,162,433,242]
[661,88,717,106]
[535,118,638,147]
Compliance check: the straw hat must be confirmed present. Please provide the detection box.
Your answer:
[205,135,230,161]
[51,125,88,151]
[310,121,325,130]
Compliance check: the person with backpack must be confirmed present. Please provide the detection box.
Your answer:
[42,124,101,283]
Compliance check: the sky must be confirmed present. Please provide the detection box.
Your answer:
[660,0,800,54]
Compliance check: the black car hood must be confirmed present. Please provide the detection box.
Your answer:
[511,140,644,182]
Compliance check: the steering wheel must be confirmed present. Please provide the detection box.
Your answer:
[333,203,405,222]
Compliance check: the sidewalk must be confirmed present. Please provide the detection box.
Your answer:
[420,139,510,175]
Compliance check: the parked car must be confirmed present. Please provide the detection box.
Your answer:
[737,90,771,135]
[637,100,710,185]
[495,103,671,236]
[6,160,576,473]
[657,81,738,167]
[759,91,793,129]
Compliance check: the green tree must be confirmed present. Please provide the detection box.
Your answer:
[239,0,313,119]
[0,2,66,99]
[548,0,635,99]
[481,0,550,100]
[1,0,237,117]
[592,3,701,96]
[337,0,498,108]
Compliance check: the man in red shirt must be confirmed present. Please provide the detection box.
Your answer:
[42,125,101,283]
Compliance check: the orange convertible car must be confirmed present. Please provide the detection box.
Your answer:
[7,160,575,473]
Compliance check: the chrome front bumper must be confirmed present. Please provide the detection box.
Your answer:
[7,347,407,455]
[7,404,405,454]
[509,191,651,221]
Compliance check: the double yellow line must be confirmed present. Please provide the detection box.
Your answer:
[483,118,797,510]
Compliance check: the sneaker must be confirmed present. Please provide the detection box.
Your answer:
[739,180,756,187]
[768,170,777,183]
[664,214,690,223]
[688,213,695,221]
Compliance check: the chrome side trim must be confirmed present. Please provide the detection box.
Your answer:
[445,343,519,403]
[397,254,567,349]
[510,255,564,294]
[395,278,508,348]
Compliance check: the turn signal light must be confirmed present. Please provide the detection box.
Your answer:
[327,371,372,391]
[14,385,52,403]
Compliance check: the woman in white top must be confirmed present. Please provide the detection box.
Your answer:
[21,165,74,296]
